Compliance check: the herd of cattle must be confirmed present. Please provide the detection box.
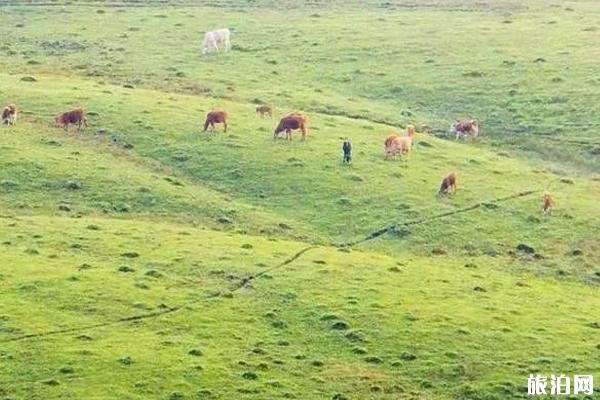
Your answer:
[1,68,554,214]
[1,102,554,214]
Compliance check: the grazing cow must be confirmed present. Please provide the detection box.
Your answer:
[542,193,554,215]
[452,119,479,140]
[55,107,87,131]
[273,112,308,141]
[342,139,352,163]
[420,124,429,134]
[438,172,457,196]
[204,111,228,132]
[384,127,414,159]
[2,105,17,126]
[202,28,231,54]
[256,105,273,118]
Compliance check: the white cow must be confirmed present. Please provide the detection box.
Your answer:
[202,28,231,54]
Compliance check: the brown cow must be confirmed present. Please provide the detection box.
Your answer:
[2,105,17,126]
[542,193,554,215]
[204,111,228,132]
[274,112,308,141]
[452,119,479,140]
[256,105,272,118]
[385,127,414,159]
[55,107,87,131]
[420,124,429,134]
[438,172,457,196]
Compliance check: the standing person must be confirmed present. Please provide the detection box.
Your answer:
[342,139,352,164]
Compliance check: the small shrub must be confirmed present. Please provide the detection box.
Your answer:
[59,366,74,374]
[188,348,203,356]
[145,269,163,278]
[345,330,365,342]
[516,243,535,254]
[330,320,350,330]
[167,392,184,400]
[65,180,83,190]
[242,371,258,380]
[117,356,134,365]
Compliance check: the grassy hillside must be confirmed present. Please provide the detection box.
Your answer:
[2,217,600,400]
[1,0,599,171]
[0,1,599,400]
[2,73,598,277]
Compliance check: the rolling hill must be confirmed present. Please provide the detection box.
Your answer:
[0,1,599,399]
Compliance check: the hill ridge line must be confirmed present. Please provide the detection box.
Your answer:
[0,245,317,343]
[340,189,539,247]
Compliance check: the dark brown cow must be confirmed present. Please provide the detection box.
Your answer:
[273,112,308,141]
[256,105,272,118]
[55,107,87,131]
[438,172,457,196]
[204,111,228,132]
[2,105,17,126]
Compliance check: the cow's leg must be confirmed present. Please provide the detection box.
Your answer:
[223,122,227,133]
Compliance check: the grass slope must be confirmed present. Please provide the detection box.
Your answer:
[0,2,598,400]
[1,1,599,170]
[2,73,598,280]
[1,217,599,400]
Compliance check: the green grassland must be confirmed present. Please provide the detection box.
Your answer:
[0,1,599,399]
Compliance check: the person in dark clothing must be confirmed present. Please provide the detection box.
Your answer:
[342,139,352,164]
